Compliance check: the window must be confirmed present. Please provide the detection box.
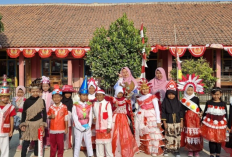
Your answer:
[42,59,67,77]
[221,50,232,77]
[84,61,91,77]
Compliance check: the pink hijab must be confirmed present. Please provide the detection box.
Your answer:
[149,67,168,100]
[120,67,138,87]
[15,86,26,100]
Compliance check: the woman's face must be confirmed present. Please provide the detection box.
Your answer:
[121,69,129,78]
[186,86,194,96]
[155,70,162,80]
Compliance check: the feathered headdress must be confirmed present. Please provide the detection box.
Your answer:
[138,78,152,91]
[87,77,98,90]
[178,74,204,94]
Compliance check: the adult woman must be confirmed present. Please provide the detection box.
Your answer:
[149,67,168,102]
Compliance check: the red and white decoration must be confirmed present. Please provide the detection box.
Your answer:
[224,46,232,57]
[178,74,204,94]
[137,78,152,91]
[87,77,99,90]
[6,47,90,58]
[188,46,206,57]
[169,47,187,57]
[140,23,147,78]
[166,80,177,91]
[96,89,105,94]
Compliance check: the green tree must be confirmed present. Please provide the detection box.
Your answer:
[0,14,4,32]
[170,57,217,92]
[86,14,150,88]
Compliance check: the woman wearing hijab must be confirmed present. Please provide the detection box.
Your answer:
[114,67,138,111]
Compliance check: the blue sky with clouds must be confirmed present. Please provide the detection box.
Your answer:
[0,0,228,4]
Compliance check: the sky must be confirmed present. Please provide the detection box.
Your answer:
[0,0,229,4]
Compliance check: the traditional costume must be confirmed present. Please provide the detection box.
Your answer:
[112,86,139,157]
[93,89,113,157]
[0,75,16,157]
[178,74,204,156]
[48,86,68,157]
[62,85,76,150]
[161,80,184,154]
[72,77,94,157]
[20,80,47,157]
[41,76,53,147]
[135,78,164,156]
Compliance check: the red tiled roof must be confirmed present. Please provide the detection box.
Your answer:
[0,2,232,48]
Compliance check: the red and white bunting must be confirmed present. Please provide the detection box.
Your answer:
[224,47,232,57]
[188,46,206,57]
[5,47,90,58]
[169,47,187,57]
[23,49,36,58]
[140,23,147,79]
[151,45,167,53]
[6,49,21,58]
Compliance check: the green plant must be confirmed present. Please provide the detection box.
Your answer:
[170,57,217,92]
[86,13,150,88]
[0,14,4,32]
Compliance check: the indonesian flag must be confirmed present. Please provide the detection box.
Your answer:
[140,23,147,78]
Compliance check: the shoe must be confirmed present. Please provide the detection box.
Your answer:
[163,150,169,156]
[16,145,22,152]
[216,155,220,157]
[28,146,34,152]
[188,151,193,157]
[175,151,180,157]
[210,155,214,157]
[194,151,200,157]
[151,153,157,157]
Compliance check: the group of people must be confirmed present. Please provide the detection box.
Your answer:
[0,66,231,157]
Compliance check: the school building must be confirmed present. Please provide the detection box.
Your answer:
[0,2,231,88]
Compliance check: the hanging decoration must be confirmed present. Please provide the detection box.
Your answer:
[23,49,36,58]
[224,47,232,57]
[38,49,53,58]
[55,49,69,58]
[188,46,206,57]
[151,45,168,53]
[6,49,21,58]
[169,47,187,57]
[71,49,86,58]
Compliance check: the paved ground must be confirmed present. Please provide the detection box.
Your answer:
[9,131,230,157]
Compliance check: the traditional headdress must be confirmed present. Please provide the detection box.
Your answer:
[166,80,177,91]
[52,85,62,95]
[29,78,41,89]
[88,77,98,90]
[177,74,204,94]
[138,78,152,91]
[96,89,105,95]
[79,76,88,94]
[0,74,10,96]
[41,76,50,84]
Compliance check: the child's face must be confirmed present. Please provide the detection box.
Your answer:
[117,92,124,98]
[141,88,149,95]
[96,93,104,102]
[52,94,62,104]
[64,92,72,99]
[42,83,50,92]
[168,93,175,99]
[89,86,96,95]
[30,88,40,97]
[80,94,88,102]
[0,95,10,104]
[186,86,194,96]
[212,91,222,102]
[17,89,24,97]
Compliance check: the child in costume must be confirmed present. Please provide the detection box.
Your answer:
[112,86,139,157]
[93,89,113,157]
[161,80,184,157]
[20,80,47,157]
[41,76,53,148]
[0,75,16,157]
[12,85,26,151]
[201,87,229,157]
[61,85,76,150]
[135,78,164,157]
[72,76,93,157]
[177,74,204,157]
[47,85,68,157]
